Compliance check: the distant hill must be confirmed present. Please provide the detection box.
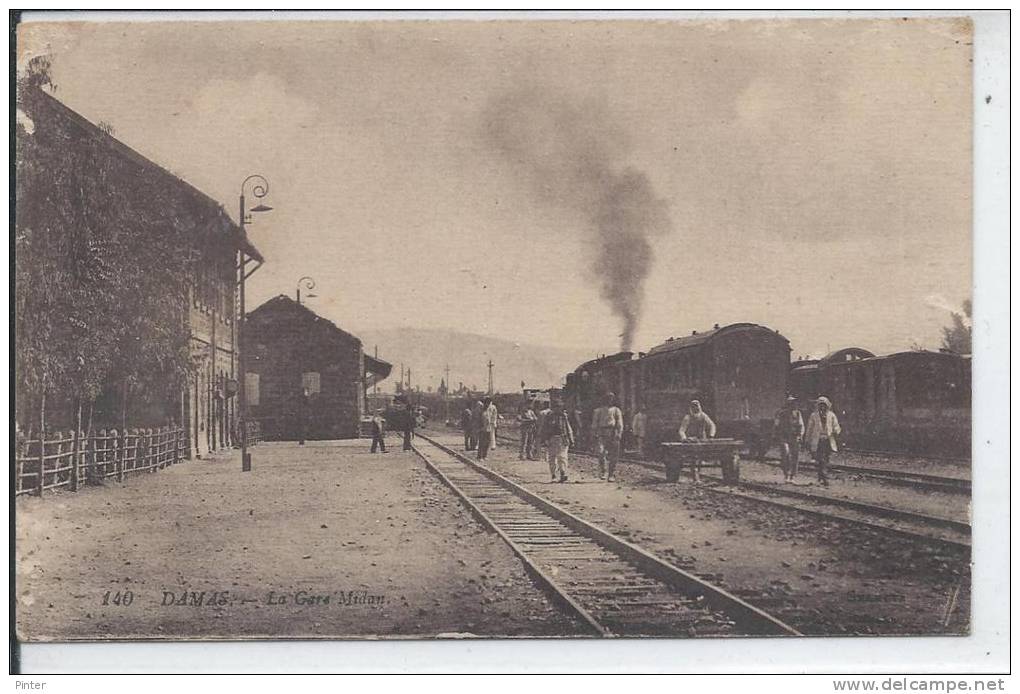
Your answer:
[358,327,593,394]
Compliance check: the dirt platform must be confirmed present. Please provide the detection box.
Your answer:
[15,437,585,640]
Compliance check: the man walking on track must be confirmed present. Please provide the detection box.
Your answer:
[518,401,537,460]
[370,409,387,453]
[535,401,552,471]
[461,405,475,451]
[470,400,484,453]
[591,392,624,482]
[402,401,414,451]
[805,396,841,487]
[541,398,574,483]
[477,397,498,460]
[774,395,805,481]
[631,406,648,456]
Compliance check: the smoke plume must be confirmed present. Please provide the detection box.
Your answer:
[482,87,673,351]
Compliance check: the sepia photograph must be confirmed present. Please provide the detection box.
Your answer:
[10,10,1007,672]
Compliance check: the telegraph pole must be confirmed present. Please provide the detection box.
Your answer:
[444,363,451,423]
[487,359,494,395]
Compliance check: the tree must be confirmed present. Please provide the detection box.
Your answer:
[16,60,204,430]
[941,299,972,355]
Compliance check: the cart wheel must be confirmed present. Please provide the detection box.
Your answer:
[722,453,741,485]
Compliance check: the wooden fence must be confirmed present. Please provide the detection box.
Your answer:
[15,426,187,497]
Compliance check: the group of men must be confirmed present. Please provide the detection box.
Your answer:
[772,394,843,486]
[513,398,577,483]
[368,402,417,454]
[460,398,500,460]
[510,392,634,483]
[450,389,842,489]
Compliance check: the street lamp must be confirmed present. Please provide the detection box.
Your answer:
[238,174,272,473]
[296,276,317,305]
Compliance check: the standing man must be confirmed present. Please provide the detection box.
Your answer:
[631,406,648,456]
[402,401,415,451]
[591,393,624,481]
[471,400,484,453]
[461,404,475,451]
[774,396,805,482]
[541,398,574,483]
[518,401,538,460]
[370,408,387,454]
[805,396,841,487]
[477,397,498,461]
[572,405,586,452]
[491,404,499,450]
[679,400,716,483]
[535,400,553,474]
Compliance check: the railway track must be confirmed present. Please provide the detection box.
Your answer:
[695,474,971,551]
[412,433,801,638]
[742,456,970,495]
[495,433,970,552]
[844,447,970,465]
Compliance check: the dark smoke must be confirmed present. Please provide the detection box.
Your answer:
[482,87,673,351]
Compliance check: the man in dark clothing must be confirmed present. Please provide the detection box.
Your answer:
[773,396,805,481]
[403,403,415,451]
[518,401,538,460]
[370,409,387,453]
[461,406,475,451]
[540,398,575,483]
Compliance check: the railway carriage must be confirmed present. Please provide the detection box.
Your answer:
[789,348,971,456]
[565,323,792,456]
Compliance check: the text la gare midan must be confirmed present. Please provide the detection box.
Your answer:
[157,589,386,607]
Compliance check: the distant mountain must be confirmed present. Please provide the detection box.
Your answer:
[358,327,593,394]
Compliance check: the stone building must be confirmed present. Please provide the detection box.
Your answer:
[244,296,391,440]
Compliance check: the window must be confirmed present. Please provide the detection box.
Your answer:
[245,373,260,406]
[302,371,321,396]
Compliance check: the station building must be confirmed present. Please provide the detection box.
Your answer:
[243,296,392,440]
[16,88,262,460]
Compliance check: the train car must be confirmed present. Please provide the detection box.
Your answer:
[564,323,791,456]
[790,348,970,456]
[789,348,873,414]
[639,323,791,454]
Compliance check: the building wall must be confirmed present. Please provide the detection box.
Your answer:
[186,248,239,458]
[16,89,252,450]
[245,299,364,441]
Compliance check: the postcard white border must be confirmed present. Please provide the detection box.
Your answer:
[11,8,1010,675]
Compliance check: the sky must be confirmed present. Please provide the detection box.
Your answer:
[18,16,973,360]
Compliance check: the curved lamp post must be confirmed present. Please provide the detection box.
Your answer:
[296,276,317,305]
[238,174,272,473]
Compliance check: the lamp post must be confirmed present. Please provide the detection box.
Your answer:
[296,276,316,305]
[238,174,272,473]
